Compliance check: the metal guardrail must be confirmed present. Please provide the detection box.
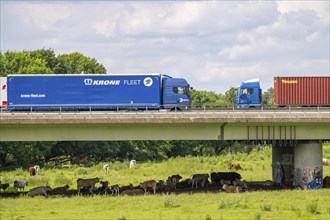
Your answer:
[0,104,329,119]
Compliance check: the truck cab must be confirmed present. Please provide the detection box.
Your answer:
[162,76,191,111]
[235,78,261,109]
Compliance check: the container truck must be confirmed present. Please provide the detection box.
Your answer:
[274,76,330,106]
[0,74,191,111]
[236,76,330,108]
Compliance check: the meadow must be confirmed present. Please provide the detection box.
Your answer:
[0,144,329,220]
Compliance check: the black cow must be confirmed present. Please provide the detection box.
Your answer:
[211,172,242,185]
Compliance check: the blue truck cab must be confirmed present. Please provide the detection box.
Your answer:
[235,78,261,109]
[162,76,191,111]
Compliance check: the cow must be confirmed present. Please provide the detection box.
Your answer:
[28,166,36,176]
[53,185,70,194]
[121,189,144,196]
[129,160,137,169]
[119,184,133,193]
[99,181,109,191]
[323,158,329,167]
[103,164,109,173]
[166,174,182,190]
[189,174,209,188]
[222,184,242,193]
[34,165,40,175]
[77,177,100,194]
[0,182,9,191]
[140,180,157,194]
[77,159,89,166]
[220,179,231,185]
[227,162,243,170]
[14,180,28,193]
[216,172,242,185]
[176,178,191,189]
[110,184,120,195]
[323,176,330,188]
[28,186,52,197]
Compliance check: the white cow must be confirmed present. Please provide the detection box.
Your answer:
[129,160,137,169]
[34,165,40,175]
[103,164,109,173]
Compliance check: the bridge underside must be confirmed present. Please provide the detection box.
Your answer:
[1,122,329,141]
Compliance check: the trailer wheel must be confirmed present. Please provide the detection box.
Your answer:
[170,107,182,112]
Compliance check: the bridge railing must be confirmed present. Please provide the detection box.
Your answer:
[1,104,329,118]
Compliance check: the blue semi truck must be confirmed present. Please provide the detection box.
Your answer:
[235,78,262,109]
[0,74,191,111]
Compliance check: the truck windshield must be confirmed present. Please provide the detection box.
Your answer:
[242,88,254,95]
[173,86,189,96]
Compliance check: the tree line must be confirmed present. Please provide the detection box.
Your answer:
[0,48,273,168]
[0,48,106,76]
[0,140,261,168]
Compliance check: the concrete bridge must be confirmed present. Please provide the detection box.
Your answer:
[0,110,329,141]
[1,109,329,189]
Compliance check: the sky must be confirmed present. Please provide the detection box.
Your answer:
[1,0,329,94]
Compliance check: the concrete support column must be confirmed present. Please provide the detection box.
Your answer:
[272,145,294,185]
[294,140,322,189]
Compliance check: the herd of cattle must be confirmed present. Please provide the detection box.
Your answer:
[1,161,330,198]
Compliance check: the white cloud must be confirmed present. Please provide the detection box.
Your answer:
[1,1,329,94]
[7,2,71,31]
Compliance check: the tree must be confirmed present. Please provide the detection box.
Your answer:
[0,49,107,76]
[224,87,237,106]
[30,48,57,70]
[3,51,52,75]
[190,89,225,106]
[0,52,5,77]
[262,87,274,106]
[53,52,106,74]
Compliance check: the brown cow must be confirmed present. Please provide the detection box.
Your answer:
[140,180,157,194]
[77,177,100,194]
[227,162,243,170]
[77,159,89,166]
[323,176,330,188]
[28,166,36,176]
[222,184,242,193]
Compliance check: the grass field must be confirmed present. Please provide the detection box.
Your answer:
[0,144,330,220]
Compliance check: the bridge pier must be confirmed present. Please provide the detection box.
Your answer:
[293,140,322,189]
[272,145,294,186]
[272,140,323,189]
